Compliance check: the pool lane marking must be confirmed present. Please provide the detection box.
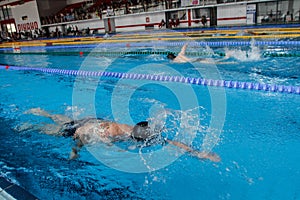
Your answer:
[1,33,300,48]
[0,177,38,200]
[1,64,299,95]
[1,40,300,51]
[1,51,300,57]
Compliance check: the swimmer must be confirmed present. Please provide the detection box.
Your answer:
[244,29,267,36]
[236,30,267,36]
[167,44,190,63]
[24,108,220,162]
[167,44,236,64]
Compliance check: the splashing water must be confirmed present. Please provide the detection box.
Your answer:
[87,105,219,173]
[137,106,204,171]
[225,39,261,61]
[148,105,205,143]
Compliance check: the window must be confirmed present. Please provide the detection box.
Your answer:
[192,8,210,19]
[0,8,3,20]
[6,23,16,32]
[257,0,290,23]
[1,6,12,19]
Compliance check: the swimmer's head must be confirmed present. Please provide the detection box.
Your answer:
[167,53,176,60]
[131,121,155,141]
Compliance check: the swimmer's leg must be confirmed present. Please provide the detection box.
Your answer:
[194,58,236,65]
[39,124,62,136]
[13,122,34,132]
[14,122,60,135]
[25,107,72,125]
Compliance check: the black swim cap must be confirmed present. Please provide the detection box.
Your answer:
[167,53,176,60]
[131,121,153,141]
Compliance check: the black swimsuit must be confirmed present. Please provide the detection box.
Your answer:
[60,118,103,137]
[60,118,165,146]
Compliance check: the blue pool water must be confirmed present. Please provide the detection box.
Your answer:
[0,40,300,200]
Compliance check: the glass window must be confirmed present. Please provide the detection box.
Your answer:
[178,10,186,20]
[0,7,4,20]
[257,0,289,23]
[168,10,186,20]
[192,8,210,19]
[7,7,12,18]
[193,8,201,19]
[3,6,8,19]
[1,6,12,19]
[7,23,16,33]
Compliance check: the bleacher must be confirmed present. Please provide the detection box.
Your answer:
[58,1,91,15]
[41,0,162,25]
[87,0,105,12]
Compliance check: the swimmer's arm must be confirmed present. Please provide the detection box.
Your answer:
[178,44,188,56]
[166,139,220,162]
[69,140,83,160]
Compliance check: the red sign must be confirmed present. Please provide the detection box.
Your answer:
[192,0,198,5]
[17,21,38,32]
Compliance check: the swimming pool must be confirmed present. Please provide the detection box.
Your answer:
[0,36,300,199]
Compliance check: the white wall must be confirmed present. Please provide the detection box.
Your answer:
[217,4,246,26]
[11,0,41,32]
[75,18,104,30]
[114,12,165,32]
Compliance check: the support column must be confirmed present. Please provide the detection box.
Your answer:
[188,9,191,27]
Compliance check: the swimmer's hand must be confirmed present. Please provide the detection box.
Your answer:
[191,151,221,162]
[166,139,221,162]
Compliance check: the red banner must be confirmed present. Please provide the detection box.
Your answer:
[17,21,38,32]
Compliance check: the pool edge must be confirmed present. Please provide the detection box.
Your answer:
[0,177,38,200]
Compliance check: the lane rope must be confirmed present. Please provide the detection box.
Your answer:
[1,64,299,95]
[1,51,300,57]
[1,40,300,51]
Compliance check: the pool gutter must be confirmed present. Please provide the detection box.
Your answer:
[0,177,37,200]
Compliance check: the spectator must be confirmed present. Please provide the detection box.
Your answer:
[174,18,180,27]
[158,19,166,29]
[201,15,207,26]
[86,27,90,35]
[168,19,174,28]
[107,6,114,16]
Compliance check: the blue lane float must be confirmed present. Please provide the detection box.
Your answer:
[2,51,300,57]
[1,64,299,95]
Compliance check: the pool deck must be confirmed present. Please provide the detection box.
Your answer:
[0,177,37,200]
[0,25,299,49]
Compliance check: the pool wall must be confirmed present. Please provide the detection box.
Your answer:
[0,177,37,200]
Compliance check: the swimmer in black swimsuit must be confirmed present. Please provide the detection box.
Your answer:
[167,44,236,64]
[59,118,104,137]
[24,108,220,162]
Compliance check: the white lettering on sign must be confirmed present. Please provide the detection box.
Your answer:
[17,21,38,32]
